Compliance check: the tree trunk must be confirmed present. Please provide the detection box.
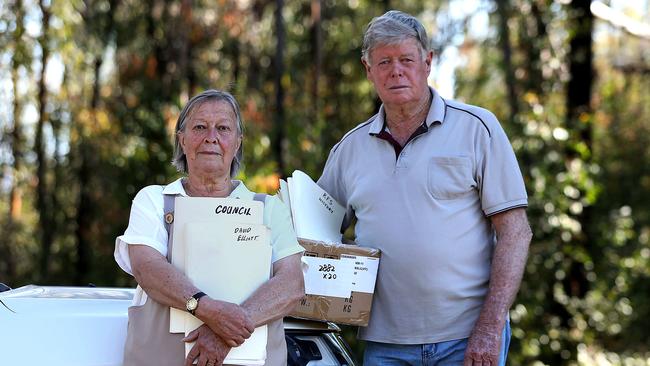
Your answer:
[566,0,594,142]
[36,0,53,280]
[516,0,547,95]
[232,38,241,89]
[563,0,593,309]
[311,0,322,124]
[74,0,117,285]
[9,0,25,221]
[178,0,192,99]
[51,71,67,253]
[495,0,519,124]
[273,0,286,175]
[74,141,92,285]
[74,55,103,285]
[527,0,547,94]
[2,0,27,280]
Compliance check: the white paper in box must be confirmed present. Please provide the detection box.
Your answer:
[341,254,380,294]
[282,170,345,243]
[301,254,379,298]
[301,256,354,298]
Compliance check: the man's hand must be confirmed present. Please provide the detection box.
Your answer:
[199,299,255,347]
[463,208,531,365]
[463,325,502,366]
[183,324,231,366]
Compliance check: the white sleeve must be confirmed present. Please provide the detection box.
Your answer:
[114,186,168,276]
[265,195,304,263]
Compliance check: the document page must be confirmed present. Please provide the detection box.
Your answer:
[169,197,263,333]
[183,221,271,365]
[287,170,344,243]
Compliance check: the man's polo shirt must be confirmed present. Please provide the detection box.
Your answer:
[317,88,528,344]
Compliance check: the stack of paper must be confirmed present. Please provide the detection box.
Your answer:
[278,170,345,243]
[170,197,270,365]
[279,172,383,326]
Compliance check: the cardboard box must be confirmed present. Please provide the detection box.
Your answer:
[290,238,381,326]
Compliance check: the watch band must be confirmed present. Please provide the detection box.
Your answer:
[187,291,207,315]
[193,291,207,301]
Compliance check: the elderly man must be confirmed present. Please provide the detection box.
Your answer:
[317,10,532,366]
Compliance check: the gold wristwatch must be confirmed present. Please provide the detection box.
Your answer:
[186,291,206,315]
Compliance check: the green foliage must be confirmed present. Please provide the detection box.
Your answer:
[456,1,650,364]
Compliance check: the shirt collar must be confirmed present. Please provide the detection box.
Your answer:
[368,87,447,135]
[162,177,252,199]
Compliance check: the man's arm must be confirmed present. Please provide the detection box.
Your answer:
[240,252,305,326]
[464,207,532,365]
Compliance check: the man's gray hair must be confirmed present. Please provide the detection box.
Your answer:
[361,10,430,63]
[172,89,244,178]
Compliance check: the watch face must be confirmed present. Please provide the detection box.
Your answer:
[187,297,198,311]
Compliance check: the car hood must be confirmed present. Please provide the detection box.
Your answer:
[0,285,338,365]
[0,286,131,365]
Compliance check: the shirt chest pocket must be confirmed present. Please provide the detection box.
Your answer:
[427,156,476,200]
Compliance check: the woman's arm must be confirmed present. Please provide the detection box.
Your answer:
[240,252,305,326]
[178,249,303,366]
[129,244,254,347]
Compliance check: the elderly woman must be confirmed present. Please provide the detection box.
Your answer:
[114,89,305,366]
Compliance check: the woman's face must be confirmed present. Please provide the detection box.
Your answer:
[179,100,241,178]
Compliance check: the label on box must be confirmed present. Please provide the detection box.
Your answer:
[301,256,354,298]
[341,254,380,293]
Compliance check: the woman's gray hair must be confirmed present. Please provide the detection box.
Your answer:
[361,10,430,63]
[172,89,244,178]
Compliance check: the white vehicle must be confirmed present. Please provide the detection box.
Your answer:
[0,284,356,366]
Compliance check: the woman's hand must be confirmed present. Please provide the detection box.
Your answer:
[183,324,231,366]
[198,299,255,347]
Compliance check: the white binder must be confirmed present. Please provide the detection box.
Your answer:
[183,221,271,365]
[170,197,264,333]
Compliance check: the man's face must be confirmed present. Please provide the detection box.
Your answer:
[363,38,433,107]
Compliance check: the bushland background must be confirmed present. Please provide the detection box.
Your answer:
[1,0,649,364]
